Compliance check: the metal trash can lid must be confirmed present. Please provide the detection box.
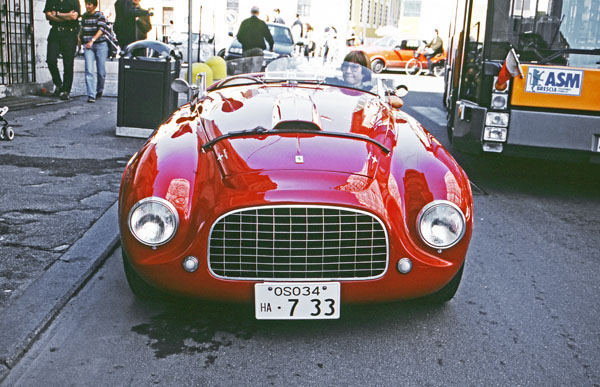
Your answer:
[122,40,179,60]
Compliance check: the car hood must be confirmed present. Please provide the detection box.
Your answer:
[201,84,395,179]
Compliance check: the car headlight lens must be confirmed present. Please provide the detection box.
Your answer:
[128,197,179,246]
[417,200,466,249]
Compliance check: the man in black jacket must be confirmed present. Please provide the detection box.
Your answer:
[236,6,274,58]
[44,0,81,100]
[113,0,151,51]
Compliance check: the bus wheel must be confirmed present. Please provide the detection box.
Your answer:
[371,59,385,73]
[405,58,422,76]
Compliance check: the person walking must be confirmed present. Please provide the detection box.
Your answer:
[236,6,274,58]
[79,0,108,103]
[43,0,81,100]
[113,0,151,51]
[424,29,443,75]
[272,8,285,24]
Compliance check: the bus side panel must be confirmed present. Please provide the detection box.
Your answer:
[511,65,600,112]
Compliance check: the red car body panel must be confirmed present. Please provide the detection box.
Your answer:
[119,81,473,303]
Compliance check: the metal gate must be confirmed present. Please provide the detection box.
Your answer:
[0,0,35,85]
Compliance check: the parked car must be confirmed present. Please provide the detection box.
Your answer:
[168,32,215,63]
[356,36,446,75]
[224,22,295,65]
[118,57,473,320]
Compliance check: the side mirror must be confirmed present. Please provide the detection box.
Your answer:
[395,85,408,97]
[228,31,233,37]
[171,78,191,94]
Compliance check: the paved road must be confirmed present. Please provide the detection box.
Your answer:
[2,80,599,386]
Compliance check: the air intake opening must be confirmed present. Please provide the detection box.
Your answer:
[274,121,321,131]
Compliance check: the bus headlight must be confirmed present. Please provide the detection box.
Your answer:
[491,93,508,110]
[128,197,179,246]
[416,200,466,249]
[484,127,507,142]
[486,112,509,127]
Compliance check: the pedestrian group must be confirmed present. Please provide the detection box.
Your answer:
[43,0,151,103]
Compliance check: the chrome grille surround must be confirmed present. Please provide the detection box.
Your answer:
[207,205,389,281]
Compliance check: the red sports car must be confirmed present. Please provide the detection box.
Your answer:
[118,57,473,320]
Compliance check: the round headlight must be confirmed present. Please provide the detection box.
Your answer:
[416,200,466,249]
[128,197,179,246]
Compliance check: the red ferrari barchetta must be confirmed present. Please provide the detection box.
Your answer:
[118,57,473,319]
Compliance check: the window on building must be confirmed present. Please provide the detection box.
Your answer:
[349,0,353,21]
[384,5,389,25]
[297,0,311,17]
[226,0,239,11]
[513,0,531,12]
[402,0,421,17]
[360,0,364,22]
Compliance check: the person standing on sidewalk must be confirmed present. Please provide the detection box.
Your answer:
[79,0,109,103]
[44,0,81,100]
[113,0,151,51]
[236,6,274,58]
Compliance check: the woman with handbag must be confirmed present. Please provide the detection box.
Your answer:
[113,0,151,51]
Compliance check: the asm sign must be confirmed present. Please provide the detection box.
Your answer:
[525,66,584,96]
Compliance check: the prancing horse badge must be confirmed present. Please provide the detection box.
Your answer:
[295,155,304,164]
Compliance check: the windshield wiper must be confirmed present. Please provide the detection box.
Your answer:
[539,48,600,64]
[201,128,391,154]
[202,126,269,151]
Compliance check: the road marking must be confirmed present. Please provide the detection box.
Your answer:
[410,106,446,127]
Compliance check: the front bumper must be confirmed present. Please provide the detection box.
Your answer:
[452,102,600,160]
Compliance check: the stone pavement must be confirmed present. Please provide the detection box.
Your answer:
[0,92,147,381]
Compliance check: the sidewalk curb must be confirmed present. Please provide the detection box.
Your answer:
[0,201,120,381]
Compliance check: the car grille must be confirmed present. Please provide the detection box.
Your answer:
[208,206,388,280]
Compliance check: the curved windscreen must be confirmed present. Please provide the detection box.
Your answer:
[264,57,379,93]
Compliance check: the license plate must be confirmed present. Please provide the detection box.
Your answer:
[254,282,340,320]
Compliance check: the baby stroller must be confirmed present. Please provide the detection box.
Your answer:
[0,106,15,141]
[104,21,122,60]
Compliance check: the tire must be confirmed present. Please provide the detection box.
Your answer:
[121,247,165,299]
[433,64,445,77]
[217,48,225,58]
[4,127,14,141]
[371,59,385,74]
[405,58,422,76]
[422,264,464,304]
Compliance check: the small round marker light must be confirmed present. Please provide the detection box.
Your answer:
[397,258,412,274]
[182,256,199,272]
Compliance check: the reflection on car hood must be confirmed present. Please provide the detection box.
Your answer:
[202,84,395,179]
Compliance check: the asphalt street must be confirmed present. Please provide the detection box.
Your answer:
[1,72,598,385]
[0,78,598,386]
[0,94,147,379]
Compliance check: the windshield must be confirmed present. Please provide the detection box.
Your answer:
[490,0,600,67]
[373,36,400,47]
[264,57,383,94]
[268,25,293,45]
